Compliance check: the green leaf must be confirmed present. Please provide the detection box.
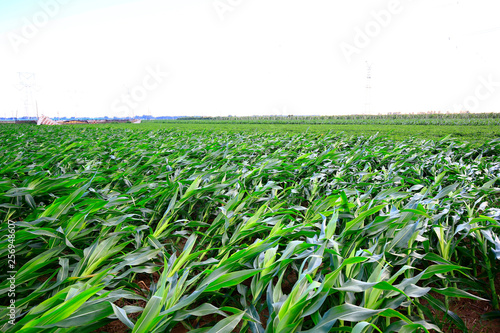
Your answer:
[204,269,263,292]
[132,295,162,333]
[431,287,488,301]
[206,311,245,333]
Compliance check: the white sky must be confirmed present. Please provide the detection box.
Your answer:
[0,0,499,118]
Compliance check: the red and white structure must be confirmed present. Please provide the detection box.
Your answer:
[37,115,60,126]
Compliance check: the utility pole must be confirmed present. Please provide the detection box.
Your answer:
[365,61,372,115]
[124,85,134,120]
[15,72,39,120]
[68,89,80,119]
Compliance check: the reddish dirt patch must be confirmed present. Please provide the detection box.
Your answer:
[170,324,189,333]
[93,320,129,333]
[424,290,500,333]
[443,272,500,332]
[281,269,298,294]
[446,298,500,333]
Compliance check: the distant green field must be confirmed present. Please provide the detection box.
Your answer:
[96,121,500,142]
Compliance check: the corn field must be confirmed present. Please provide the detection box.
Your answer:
[1,125,499,332]
[178,113,500,127]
